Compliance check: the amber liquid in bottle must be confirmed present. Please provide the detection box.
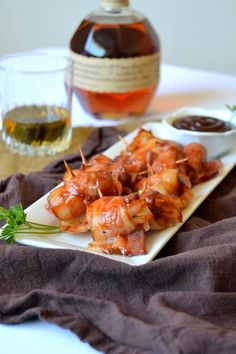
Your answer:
[70,10,160,119]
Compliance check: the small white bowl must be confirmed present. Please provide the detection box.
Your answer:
[162,107,236,159]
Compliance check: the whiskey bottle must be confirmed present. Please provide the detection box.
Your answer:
[70,0,160,119]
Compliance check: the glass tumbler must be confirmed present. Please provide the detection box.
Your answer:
[0,52,73,156]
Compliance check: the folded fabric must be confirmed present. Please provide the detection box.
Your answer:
[0,127,235,354]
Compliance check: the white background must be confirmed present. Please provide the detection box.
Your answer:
[0,0,236,75]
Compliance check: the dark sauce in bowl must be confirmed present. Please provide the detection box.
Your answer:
[173,115,235,133]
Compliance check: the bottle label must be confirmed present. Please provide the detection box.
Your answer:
[71,51,160,93]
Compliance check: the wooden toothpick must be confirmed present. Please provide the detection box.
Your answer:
[138,180,148,195]
[97,187,103,198]
[64,160,75,178]
[176,158,188,164]
[79,145,88,169]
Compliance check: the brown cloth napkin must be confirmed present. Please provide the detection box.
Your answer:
[0,127,236,354]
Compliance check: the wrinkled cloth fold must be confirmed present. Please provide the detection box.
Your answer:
[0,127,236,354]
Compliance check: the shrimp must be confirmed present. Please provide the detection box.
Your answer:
[139,189,183,231]
[46,185,89,233]
[113,129,164,178]
[86,194,153,256]
[47,168,123,233]
[89,154,113,166]
[135,169,193,209]
[183,143,222,184]
[135,169,181,196]
[88,230,147,257]
[67,153,130,187]
[125,129,164,153]
[64,170,123,200]
[88,160,129,187]
[151,141,187,175]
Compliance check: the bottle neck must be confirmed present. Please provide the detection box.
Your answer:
[100,0,129,11]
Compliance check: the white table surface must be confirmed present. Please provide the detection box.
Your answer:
[1,51,236,354]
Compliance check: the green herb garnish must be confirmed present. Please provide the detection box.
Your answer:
[226,105,236,114]
[0,204,60,244]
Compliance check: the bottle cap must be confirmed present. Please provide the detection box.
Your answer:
[101,0,129,9]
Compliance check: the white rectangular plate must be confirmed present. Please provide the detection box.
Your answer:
[16,122,236,266]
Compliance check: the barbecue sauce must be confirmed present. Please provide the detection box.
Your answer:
[173,116,234,133]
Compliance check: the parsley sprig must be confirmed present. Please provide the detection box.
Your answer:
[226,104,236,114]
[0,204,60,244]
